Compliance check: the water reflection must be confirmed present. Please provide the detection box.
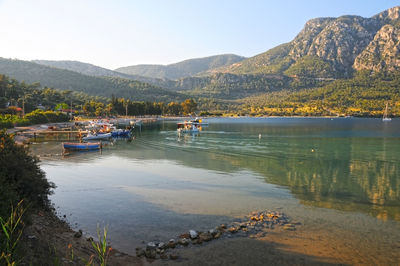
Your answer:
[35,118,400,222]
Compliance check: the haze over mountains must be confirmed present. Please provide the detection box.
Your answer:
[1,6,400,114]
[115,54,246,80]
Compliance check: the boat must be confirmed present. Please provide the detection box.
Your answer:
[82,132,112,141]
[190,117,209,126]
[177,121,200,133]
[62,142,101,151]
[111,129,132,138]
[383,102,392,121]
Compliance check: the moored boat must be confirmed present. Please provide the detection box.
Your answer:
[82,132,112,141]
[62,142,101,151]
[111,129,132,138]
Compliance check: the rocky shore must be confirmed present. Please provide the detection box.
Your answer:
[134,210,299,262]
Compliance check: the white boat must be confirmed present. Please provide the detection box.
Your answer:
[383,102,392,121]
[177,121,200,133]
[82,132,112,141]
[190,117,209,126]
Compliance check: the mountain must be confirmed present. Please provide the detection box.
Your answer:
[115,54,246,80]
[215,6,400,78]
[0,58,183,101]
[32,60,136,79]
[32,59,178,89]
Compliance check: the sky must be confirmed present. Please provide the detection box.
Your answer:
[0,0,399,69]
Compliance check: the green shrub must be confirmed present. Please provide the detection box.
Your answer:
[0,130,55,219]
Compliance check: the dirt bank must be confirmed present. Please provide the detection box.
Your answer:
[22,209,142,266]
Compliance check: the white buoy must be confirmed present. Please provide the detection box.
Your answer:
[259,133,261,139]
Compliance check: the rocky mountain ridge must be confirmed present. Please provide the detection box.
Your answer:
[215,6,400,77]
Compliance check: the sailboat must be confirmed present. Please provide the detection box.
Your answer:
[382,102,392,121]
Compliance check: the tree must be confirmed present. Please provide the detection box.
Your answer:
[55,103,69,111]
[181,99,197,115]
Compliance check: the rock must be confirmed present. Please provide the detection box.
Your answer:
[158,242,166,249]
[169,253,179,260]
[135,248,145,257]
[167,239,176,249]
[219,224,227,229]
[214,232,222,239]
[74,230,82,238]
[86,237,94,242]
[27,235,37,240]
[228,227,238,233]
[199,232,213,242]
[146,242,157,250]
[179,233,190,239]
[209,229,218,236]
[192,239,203,245]
[114,252,122,257]
[189,230,198,239]
[145,249,157,259]
[160,254,168,260]
[178,238,189,246]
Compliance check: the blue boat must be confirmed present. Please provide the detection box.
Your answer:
[111,129,132,138]
[62,142,101,151]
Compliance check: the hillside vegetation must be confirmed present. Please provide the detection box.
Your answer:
[115,54,246,80]
[0,58,183,101]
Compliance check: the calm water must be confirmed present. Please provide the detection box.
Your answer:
[33,117,400,254]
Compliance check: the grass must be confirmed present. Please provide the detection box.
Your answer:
[89,225,111,266]
[0,200,27,266]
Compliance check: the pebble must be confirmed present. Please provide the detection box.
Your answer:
[199,232,213,242]
[178,238,189,246]
[209,229,218,236]
[167,239,176,249]
[214,232,222,239]
[135,248,145,257]
[189,230,198,239]
[146,242,157,250]
[228,227,238,233]
[145,249,156,259]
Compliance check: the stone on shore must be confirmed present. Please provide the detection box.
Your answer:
[189,230,198,239]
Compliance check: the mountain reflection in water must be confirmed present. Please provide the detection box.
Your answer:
[34,117,400,222]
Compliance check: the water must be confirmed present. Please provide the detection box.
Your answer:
[33,117,400,256]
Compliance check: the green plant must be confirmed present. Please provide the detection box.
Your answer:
[90,226,111,266]
[0,200,27,266]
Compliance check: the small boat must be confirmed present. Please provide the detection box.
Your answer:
[177,121,200,133]
[190,117,209,126]
[111,129,132,138]
[383,102,392,121]
[82,132,112,141]
[62,142,101,151]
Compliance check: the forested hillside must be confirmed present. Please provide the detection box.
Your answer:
[0,58,183,101]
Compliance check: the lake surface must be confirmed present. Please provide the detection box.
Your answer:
[33,117,400,257]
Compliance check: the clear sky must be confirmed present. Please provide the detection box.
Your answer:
[0,0,398,69]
